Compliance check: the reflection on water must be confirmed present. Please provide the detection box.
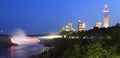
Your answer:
[10,46,14,58]
[0,44,44,58]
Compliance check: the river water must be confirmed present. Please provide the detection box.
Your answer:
[0,44,45,58]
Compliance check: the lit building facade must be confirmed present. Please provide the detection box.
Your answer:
[65,23,74,32]
[96,22,102,28]
[60,27,65,32]
[78,20,85,31]
[103,5,110,28]
[60,23,75,32]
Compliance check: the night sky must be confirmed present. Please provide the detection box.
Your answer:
[0,0,120,34]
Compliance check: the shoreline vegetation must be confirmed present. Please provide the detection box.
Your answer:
[29,23,120,58]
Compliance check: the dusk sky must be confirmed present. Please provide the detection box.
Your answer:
[0,0,120,34]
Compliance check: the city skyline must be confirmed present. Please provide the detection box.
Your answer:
[0,0,120,34]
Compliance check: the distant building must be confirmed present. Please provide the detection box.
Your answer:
[60,27,65,32]
[65,23,74,32]
[103,4,110,28]
[96,22,102,28]
[60,23,75,32]
[78,20,85,31]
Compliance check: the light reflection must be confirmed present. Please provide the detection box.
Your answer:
[10,46,14,58]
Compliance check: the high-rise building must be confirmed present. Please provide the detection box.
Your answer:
[60,22,75,32]
[65,23,74,32]
[78,20,85,31]
[96,22,102,28]
[103,4,110,28]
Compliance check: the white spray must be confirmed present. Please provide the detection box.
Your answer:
[11,29,40,45]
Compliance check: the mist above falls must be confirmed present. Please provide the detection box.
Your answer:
[11,29,40,45]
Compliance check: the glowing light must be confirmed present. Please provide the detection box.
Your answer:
[39,35,62,39]
[83,23,85,28]
[96,22,102,28]
[103,4,109,12]
[11,36,40,45]
[0,30,3,32]
[11,38,17,44]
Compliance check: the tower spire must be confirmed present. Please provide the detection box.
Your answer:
[103,4,109,13]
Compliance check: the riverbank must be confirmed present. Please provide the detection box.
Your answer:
[29,38,93,58]
[39,39,54,47]
[29,38,120,58]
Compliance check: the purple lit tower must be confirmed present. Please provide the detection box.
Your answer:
[103,5,110,28]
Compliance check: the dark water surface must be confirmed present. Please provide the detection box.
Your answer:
[0,44,44,58]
